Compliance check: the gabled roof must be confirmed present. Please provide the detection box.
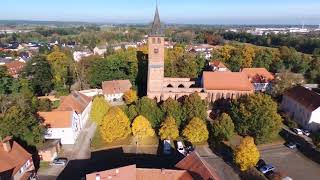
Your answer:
[284,86,320,111]
[175,151,220,180]
[242,68,274,83]
[209,60,227,69]
[0,137,32,175]
[150,5,164,37]
[38,111,73,128]
[102,80,132,95]
[202,72,254,91]
[57,91,92,114]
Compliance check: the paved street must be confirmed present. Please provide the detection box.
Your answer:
[260,144,320,180]
[38,122,97,180]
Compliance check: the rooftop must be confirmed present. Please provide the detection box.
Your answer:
[38,111,73,128]
[242,68,274,83]
[57,91,92,114]
[102,80,132,95]
[284,85,320,111]
[202,71,254,91]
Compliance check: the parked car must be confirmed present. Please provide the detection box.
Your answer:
[256,159,266,169]
[184,141,194,154]
[259,164,275,174]
[163,140,172,155]
[302,129,310,136]
[293,128,303,135]
[176,141,186,155]
[51,157,68,166]
[285,142,297,149]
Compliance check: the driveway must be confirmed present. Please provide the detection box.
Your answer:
[38,122,97,180]
[260,144,320,180]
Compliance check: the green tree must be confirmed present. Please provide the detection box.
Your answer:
[234,136,260,171]
[159,116,179,140]
[211,113,235,142]
[90,96,110,124]
[136,97,164,128]
[271,70,305,97]
[131,115,155,140]
[38,98,52,112]
[160,98,182,127]
[230,93,282,144]
[182,93,207,122]
[0,105,45,146]
[123,89,138,104]
[0,66,13,95]
[100,107,131,143]
[183,117,209,143]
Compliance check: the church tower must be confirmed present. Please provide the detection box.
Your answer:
[147,5,165,94]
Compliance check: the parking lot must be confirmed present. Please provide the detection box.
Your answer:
[260,144,320,180]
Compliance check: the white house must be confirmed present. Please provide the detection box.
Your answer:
[281,86,320,131]
[209,60,229,72]
[73,51,93,62]
[102,80,132,102]
[57,91,92,129]
[93,46,107,56]
[39,111,81,144]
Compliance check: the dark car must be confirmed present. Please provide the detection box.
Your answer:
[51,157,68,166]
[256,159,266,169]
[184,141,194,154]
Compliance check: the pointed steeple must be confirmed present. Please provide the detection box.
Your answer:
[150,2,164,37]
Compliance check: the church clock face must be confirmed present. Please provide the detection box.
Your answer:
[154,48,159,54]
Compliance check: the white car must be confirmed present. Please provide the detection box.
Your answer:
[293,128,303,135]
[302,129,310,136]
[177,141,186,155]
[163,140,172,155]
[259,164,275,174]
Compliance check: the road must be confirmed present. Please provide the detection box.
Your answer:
[260,144,320,180]
[38,122,97,180]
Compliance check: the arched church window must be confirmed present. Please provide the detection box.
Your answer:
[178,84,185,88]
[158,38,161,44]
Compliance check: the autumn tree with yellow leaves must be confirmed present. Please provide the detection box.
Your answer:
[100,107,131,143]
[234,136,260,171]
[123,89,138,104]
[131,115,155,140]
[90,96,110,124]
[183,117,209,143]
[159,116,179,140]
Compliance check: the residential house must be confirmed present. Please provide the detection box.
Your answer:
[0,136,36,180]
[57,91,92,129]
[209,60,229,72]
[242,68,275,92]
[39,111,81,144]
[102,80,132,102]
[86,164,193,180]
[4,60,25,78]
[93,46,107,56]
[281,86,320,131]
[202,72,254,102]
[38,140,61,161]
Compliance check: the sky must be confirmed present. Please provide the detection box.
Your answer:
[1,0,320,25]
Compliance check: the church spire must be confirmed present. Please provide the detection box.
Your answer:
[150,1,164,37]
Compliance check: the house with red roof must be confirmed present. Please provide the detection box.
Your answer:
[102,80,132,102]
[0,137,36,180]
[242,68,275,92]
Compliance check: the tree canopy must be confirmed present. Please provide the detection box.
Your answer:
[211,113,235,142]
[159,116,179,140]
[100,107,131,143]
[123,89,138,105]
[90,96,110,124]
[136,97,164,128]
[160,98,183,127]
[230,93,282,144]
[131,115,155,140]
[234,136,260,171]
[182,93,207,122]
[183,117,209,143]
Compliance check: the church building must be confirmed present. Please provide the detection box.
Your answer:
[147,6,254,102]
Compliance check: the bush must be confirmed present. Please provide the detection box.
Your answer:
[284,118,298,129]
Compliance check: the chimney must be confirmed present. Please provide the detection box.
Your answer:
[2,136,12,152]
[95,174,100,180]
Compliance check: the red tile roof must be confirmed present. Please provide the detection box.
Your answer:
[242,68,274,83]
[284,86,320,111]
[0,137,32,175]
[38,111,73,128]
[3,61,25,77]
[203,72,254,91]
[102,80,132,95]
[57,91,91,114]
[210,60,227,69]
[175,151,220,180]
[86,164,192,180]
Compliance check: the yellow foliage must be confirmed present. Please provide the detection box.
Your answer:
[220,45,235,61]
[159,116,179,140]
[100,107,131,143]
[234,136,260,171]
[123,89,138,104]
[90,96,110,124]
[131,115,155,140]
[242,46,255,68]
[182,117,209,143]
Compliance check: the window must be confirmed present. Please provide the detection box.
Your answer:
[152,38,156,44]
[158,38,161,44]
[154,48,159,54]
